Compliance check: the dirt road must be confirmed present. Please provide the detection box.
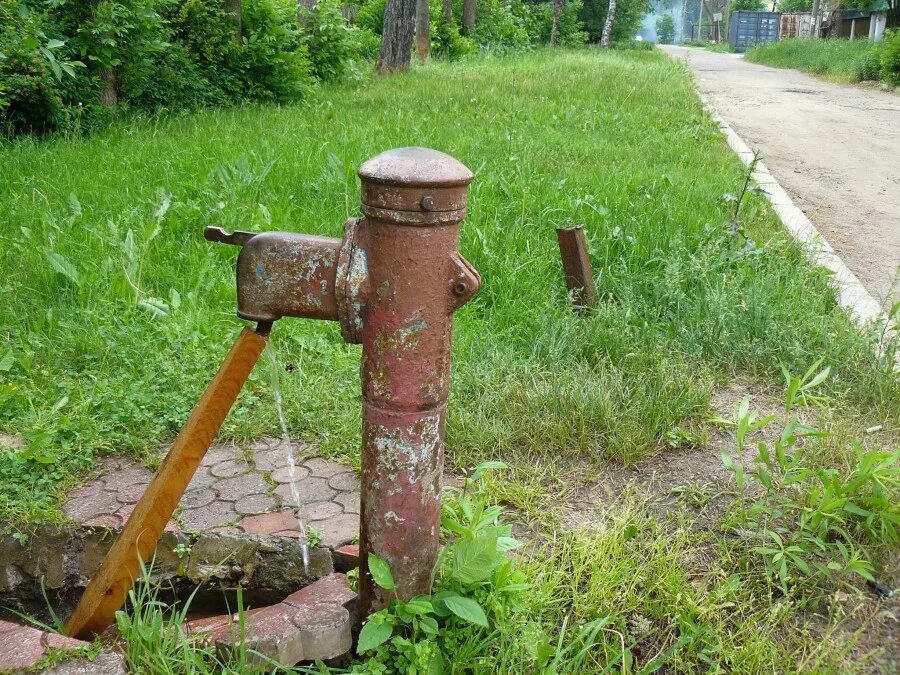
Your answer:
[661,45,900,305]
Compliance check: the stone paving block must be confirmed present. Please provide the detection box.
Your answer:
[187,466,218,491]
[235,493,277,515]
[275,477,335,505]
[328,472,360,492]
[115,503,179,532]
[305,501,342,522]
[116,482,148,504]
[270,465,312,484]
[253,448,291,471]
[181,488,217,509]
[316,514,359,550]
[180,499,237,531]
[210,459,250,478]
[112,464,154,488]
[333,492,360,514]
[201,442,242,467]
[304,457,351,478]
[249,437,280,451]
[184,608,265,645]
[66,484,101,500]
[63,490,120,523]
[283,572,356,614]
[214,472,269,501]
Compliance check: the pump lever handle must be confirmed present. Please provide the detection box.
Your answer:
[204,226,256,247]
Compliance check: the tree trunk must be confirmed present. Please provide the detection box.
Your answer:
[224,0,243,43]
[600,0,617,47]
[443,0,453,22]
[296,0,318,26]
[462,0,476,35]
[99,66,117,107]
[416,0,431,63]
[550,0,564,46]
[378,0,417,74]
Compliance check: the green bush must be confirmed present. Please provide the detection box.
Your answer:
[860,40,884,82]
[431,16,478,59]
[471,0,534,52]
[355,0,387,35]
[731,0,765,10]
[655,12,675,44]
[746,37,894,85]
[0,1,72,134]
[777,0,811,9]
[881,29,900,86]
[300,0,361,82]
[580,0,648,44]
[0,0,341,137]
[530,0,589,47]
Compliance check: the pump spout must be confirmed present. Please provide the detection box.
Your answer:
[205,227,343,323]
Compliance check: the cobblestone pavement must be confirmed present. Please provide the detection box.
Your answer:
[62,438,360,549]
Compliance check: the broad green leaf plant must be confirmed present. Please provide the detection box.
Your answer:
[351,461,528,674]
[721,364,899,599]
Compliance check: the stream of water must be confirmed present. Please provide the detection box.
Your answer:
[265,342,310,572]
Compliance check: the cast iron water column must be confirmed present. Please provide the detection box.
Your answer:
[64,148,478,639]
[354,149,480,614]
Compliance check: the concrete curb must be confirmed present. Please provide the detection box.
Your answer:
[699,94,887,328]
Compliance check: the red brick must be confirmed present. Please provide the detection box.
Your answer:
[284,573,357,616]
[83,514,123,529]
[332,545,360,573]
[215,601,350,666]
[185,608,265,645]
[0,619,86,671]
[240,510,299,535]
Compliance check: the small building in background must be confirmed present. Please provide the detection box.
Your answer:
[834,0,889,40]
[779,12,814,38]
[867,0,889,41]
[728,10,781,52]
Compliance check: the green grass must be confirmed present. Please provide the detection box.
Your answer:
[746,38,885,84]
[91,460,886,673]
[683,40,735,53]
[1,49,897,528]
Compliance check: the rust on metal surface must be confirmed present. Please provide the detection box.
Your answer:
[236,232,342,323]
[65,327,269,640]
[556,225,597,312]
[355,147,479,616]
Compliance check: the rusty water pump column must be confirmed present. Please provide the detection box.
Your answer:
[353,149,480,615]
[208,148,480,615]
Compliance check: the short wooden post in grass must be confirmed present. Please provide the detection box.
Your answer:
[556,225,597,313]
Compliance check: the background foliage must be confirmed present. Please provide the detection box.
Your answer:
[747,33,900,85]
[1,0,613,137]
